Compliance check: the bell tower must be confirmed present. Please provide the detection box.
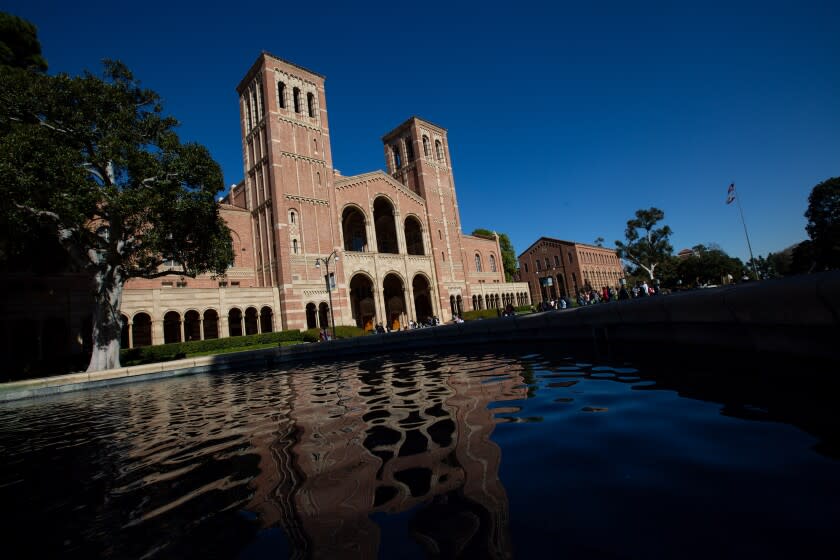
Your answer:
[382,117,468,302]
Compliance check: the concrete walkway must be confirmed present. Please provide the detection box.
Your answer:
[2,271,838,403]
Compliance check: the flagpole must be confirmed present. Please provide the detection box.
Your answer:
[732,184,760,280]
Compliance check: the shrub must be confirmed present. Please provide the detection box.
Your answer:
[462,309,501,321]
[303,325,368,341]
[120,329,307,365]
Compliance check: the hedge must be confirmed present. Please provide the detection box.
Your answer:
[121,329,309,365]
[303,325,368,340]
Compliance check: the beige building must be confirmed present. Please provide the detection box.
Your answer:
[518,237,625,303]
[120,53,528,346]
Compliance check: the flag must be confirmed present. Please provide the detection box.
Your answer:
[726,183,736,204]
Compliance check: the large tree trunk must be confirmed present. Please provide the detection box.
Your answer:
[86,265,125,372]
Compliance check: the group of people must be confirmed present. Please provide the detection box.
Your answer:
[534,280,664,311]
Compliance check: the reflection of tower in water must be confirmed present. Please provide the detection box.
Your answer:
[246,354,528,558]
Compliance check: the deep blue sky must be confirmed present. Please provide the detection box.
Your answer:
[5,0,838,262]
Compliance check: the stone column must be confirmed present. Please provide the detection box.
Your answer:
[198,318,204,341]
[127,324,133,349]
[180,319,186,343]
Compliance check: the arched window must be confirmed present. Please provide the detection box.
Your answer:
[293,87,301,113]
[307,92,315,117]
[392,145,402,169]
[555,255,561,266]
[277,81,286,109]
[423,135,431,157]
[545,257,550,269]
[524,263,529,273]
[475,254,482,272]
[490,254,497,272]
[435,140,444,162]
[568,251,573,263]
[316,171,321,186]
[292,239,299,254]
[442,251,445,262]
[536,260,542,271]
[404,137,414,161]
[313,138,318,153]
[438,230,442,240]
[289,210,296,224]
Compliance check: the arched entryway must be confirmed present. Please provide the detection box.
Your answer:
[349,274,376,330]
[342,206,368,252]
[132,313,152,347]
[404,216,424,255]
[244,307,259,335]
[412,274,433,322]
[184,310,201,341]
[305,303,318,329]
[228,308,243,337]
[318,302,330,329]
[163,311,181,344]
[383,273,406,331]
[203,309,219,339]
[260,307,273,333]
[373,197,398,254]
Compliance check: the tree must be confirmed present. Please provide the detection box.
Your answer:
[803,176,840,271]
[614,207,673,280]
[594,236,604,247]
[676,244,743,287]
[1,52,233,371]
[0,12,47,72]
[471,228,517,281]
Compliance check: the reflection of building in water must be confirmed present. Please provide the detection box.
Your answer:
[246,356,528,558]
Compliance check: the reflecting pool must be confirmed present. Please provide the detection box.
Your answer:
[1,346,839,558]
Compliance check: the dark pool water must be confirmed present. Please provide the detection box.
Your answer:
[1,347,838,559]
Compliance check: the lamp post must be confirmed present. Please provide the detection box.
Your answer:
[314,249,339,341]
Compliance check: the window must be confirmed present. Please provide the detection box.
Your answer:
[438,229,442,240]
[568,251,573,263]
[292,239,299,254]
[307,92,315,117]
[231,281,240,287]
[289,210,296,224]
[313,138,318,153]
[317,171,321,186]
[161,281,173,288]
[423,135,430,157]
[293,87,301,113]
[218,281,228,287]
[554,255,561,266]
[545,257,550,269]
[490,254,497,272]
[475,254,482,272]
[405,137,414,160]
[176,281,188,288]
[442,251,445,262]
[393,145,402,169]
[435,139,444,162]
[524,263,529,273]
[536,260,542,271]
[278,81,286,108]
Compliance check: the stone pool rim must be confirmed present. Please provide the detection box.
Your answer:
[2,271,838,403]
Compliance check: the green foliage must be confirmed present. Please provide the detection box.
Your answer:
[614,207,673,280]
[120,330,308,365]
[303,325,367,340]
[748,246,797,279]
[0,30,234,369]
[462,309,502,321]
[0,59,233,279]
[674,244,744,287]
[471,228,518,281]
[803,177,840,271]
[0,12,47,72]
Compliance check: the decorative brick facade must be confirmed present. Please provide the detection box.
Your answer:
[518,237,625,303]
[119,53,529,345]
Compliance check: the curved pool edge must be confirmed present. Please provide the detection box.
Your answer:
[2,271,839,402]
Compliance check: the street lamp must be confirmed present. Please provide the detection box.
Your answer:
[314,249,339,341]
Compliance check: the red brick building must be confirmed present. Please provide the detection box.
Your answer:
[119,53,529,345]
[517,237,625,303]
